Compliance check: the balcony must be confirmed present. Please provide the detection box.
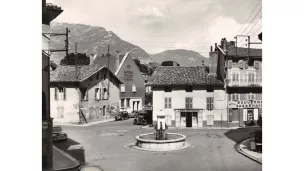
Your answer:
[226,79,262,87]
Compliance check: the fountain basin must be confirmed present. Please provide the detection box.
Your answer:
[135,133,189,151]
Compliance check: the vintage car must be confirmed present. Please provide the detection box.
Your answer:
[128,111,139,118]
[115,111,129,121]
[133,111,148,125]
[53,126,67,142]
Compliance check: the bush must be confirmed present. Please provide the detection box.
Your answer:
[249,130,262,143]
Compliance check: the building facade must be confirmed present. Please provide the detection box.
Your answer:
[211,37,262,127]
[93,52,146,113]
[50,65,122,124]
[147,66,227,128]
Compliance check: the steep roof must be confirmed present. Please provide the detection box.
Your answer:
[93,54,124,73]
[147,66,223,86]
[50,65,122,83]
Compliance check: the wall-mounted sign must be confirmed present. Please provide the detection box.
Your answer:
[228,100,262,108]
[124,70,133,81]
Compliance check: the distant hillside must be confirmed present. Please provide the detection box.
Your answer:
[150,49,209,67]
[45,22,154,64]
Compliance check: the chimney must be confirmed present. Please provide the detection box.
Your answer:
[210,46,213,52]
[221,38,227,51]
[115,51,120,72]
[89,54,95,65]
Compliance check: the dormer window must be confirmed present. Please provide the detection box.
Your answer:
[120,84,125,93]
[132,84,137,93]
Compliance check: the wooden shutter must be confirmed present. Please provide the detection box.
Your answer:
[165,98,168,108]
[245,61,248,69]
[185,98,189,108]
[169,98,172,108]
[211,97,214,110]
[85,90,88,100]
[206,97,210,110]
[63,88,66,101]
[55,87,58,100]
[189,98,193,108]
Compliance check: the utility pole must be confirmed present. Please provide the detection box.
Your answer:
[107,45,110,97]
[75,42,78,54]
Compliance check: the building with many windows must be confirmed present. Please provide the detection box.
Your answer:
[147,66,227,128]
[93,52,146,113]
[210,37,262,127]
[50,65,122,124]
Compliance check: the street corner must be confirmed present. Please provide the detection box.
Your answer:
[53,146,80,171]
[237,139,262,164]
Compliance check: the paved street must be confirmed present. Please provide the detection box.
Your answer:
[55,120,261,171]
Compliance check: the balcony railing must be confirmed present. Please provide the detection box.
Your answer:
[226,79,262,87]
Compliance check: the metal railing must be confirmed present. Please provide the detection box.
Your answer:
[226,79,262,87]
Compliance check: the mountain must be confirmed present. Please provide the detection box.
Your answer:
[150,49,209,67]
[45,22,154,64]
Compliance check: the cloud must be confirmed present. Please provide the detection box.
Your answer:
[137,7,164,17]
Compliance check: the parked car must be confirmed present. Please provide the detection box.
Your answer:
[133,111,148,125]
[115,111,129,121]
[53,126,67,142]
[129,111,139,118]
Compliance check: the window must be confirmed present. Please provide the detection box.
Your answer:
[132,84,137,92]
[248,73,255,85]
[231,93,239,101]
[95,88,101,100]
[102,106,106,116]
[80,88,88,101]
[164,97,172,108]
[120,84,125,93]
[232,73,239,85]
[121,99,125,108]
[103,88,108,100]
[55,87,66,101]
[229,109,239,122]
[206,97,214,110]
[185,97,193,109]
[126,98,130,108]
[248,93,255,100]
[254,61,259,69]
[164,86,172,92]
[185,86,193,92]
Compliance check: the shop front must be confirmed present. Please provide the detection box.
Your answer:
[228,100,262,127]
[174,109,203,128]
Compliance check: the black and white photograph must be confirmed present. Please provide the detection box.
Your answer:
[42,0,263,170]
[3,0,304,171]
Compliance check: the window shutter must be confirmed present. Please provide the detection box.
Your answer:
[206,97,209,110]
[169,98,172,108]
[254,61,259,69]
[132,84,136,92]
[245,61,248,69]
[85,90,88,100]
[63,88,66,101]
[190,98,192,108]
[185,98,188,108]
[55,87,58,100]
[211,97,214,110]
[165,98,167,108]
[239,60,244,69]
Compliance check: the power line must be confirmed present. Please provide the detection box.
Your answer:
[236,0,261,35]
[239,18,262,45]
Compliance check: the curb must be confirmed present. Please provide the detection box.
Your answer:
[125,142,191,152]
[53,146,81,171]
[236,139,262,164]
[141,126,239,130]
[54,119,115,127]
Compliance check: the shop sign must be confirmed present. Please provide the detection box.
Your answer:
[228,100,262,108]
[124,70,133,81]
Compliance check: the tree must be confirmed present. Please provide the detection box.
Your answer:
[60,53,90,65]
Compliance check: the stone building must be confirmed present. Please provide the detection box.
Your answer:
[50,65,122,124]
[93,52,146,113]
[210,37,262,127]
[147,66,227,128]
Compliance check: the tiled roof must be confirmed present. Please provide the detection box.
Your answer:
[93,54,124,73]
[226,47,262,57]
[50,65,122,83]
[147,66,223,86]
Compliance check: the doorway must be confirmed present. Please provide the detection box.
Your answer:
[186,113,192,127]
[132,101,140,111]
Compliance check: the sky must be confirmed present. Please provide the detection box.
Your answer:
[48,0,262,57]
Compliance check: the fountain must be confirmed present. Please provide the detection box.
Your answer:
[131,114,190,152]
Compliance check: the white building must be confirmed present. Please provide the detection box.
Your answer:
[147,66,228,128]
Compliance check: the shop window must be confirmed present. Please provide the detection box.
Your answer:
[164,97,172,109]
[121,99,125,108]
[164,86,172,92]
[231,93,239,101]
[229,109,239,122]
[185,97,193,109]
[206,97,214,111]
[126,98,130,108]
[80,88,88,101]
[185,86,193,92]
[120,84,125,93]
[132,84,137,92]
[95,88,101,100]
